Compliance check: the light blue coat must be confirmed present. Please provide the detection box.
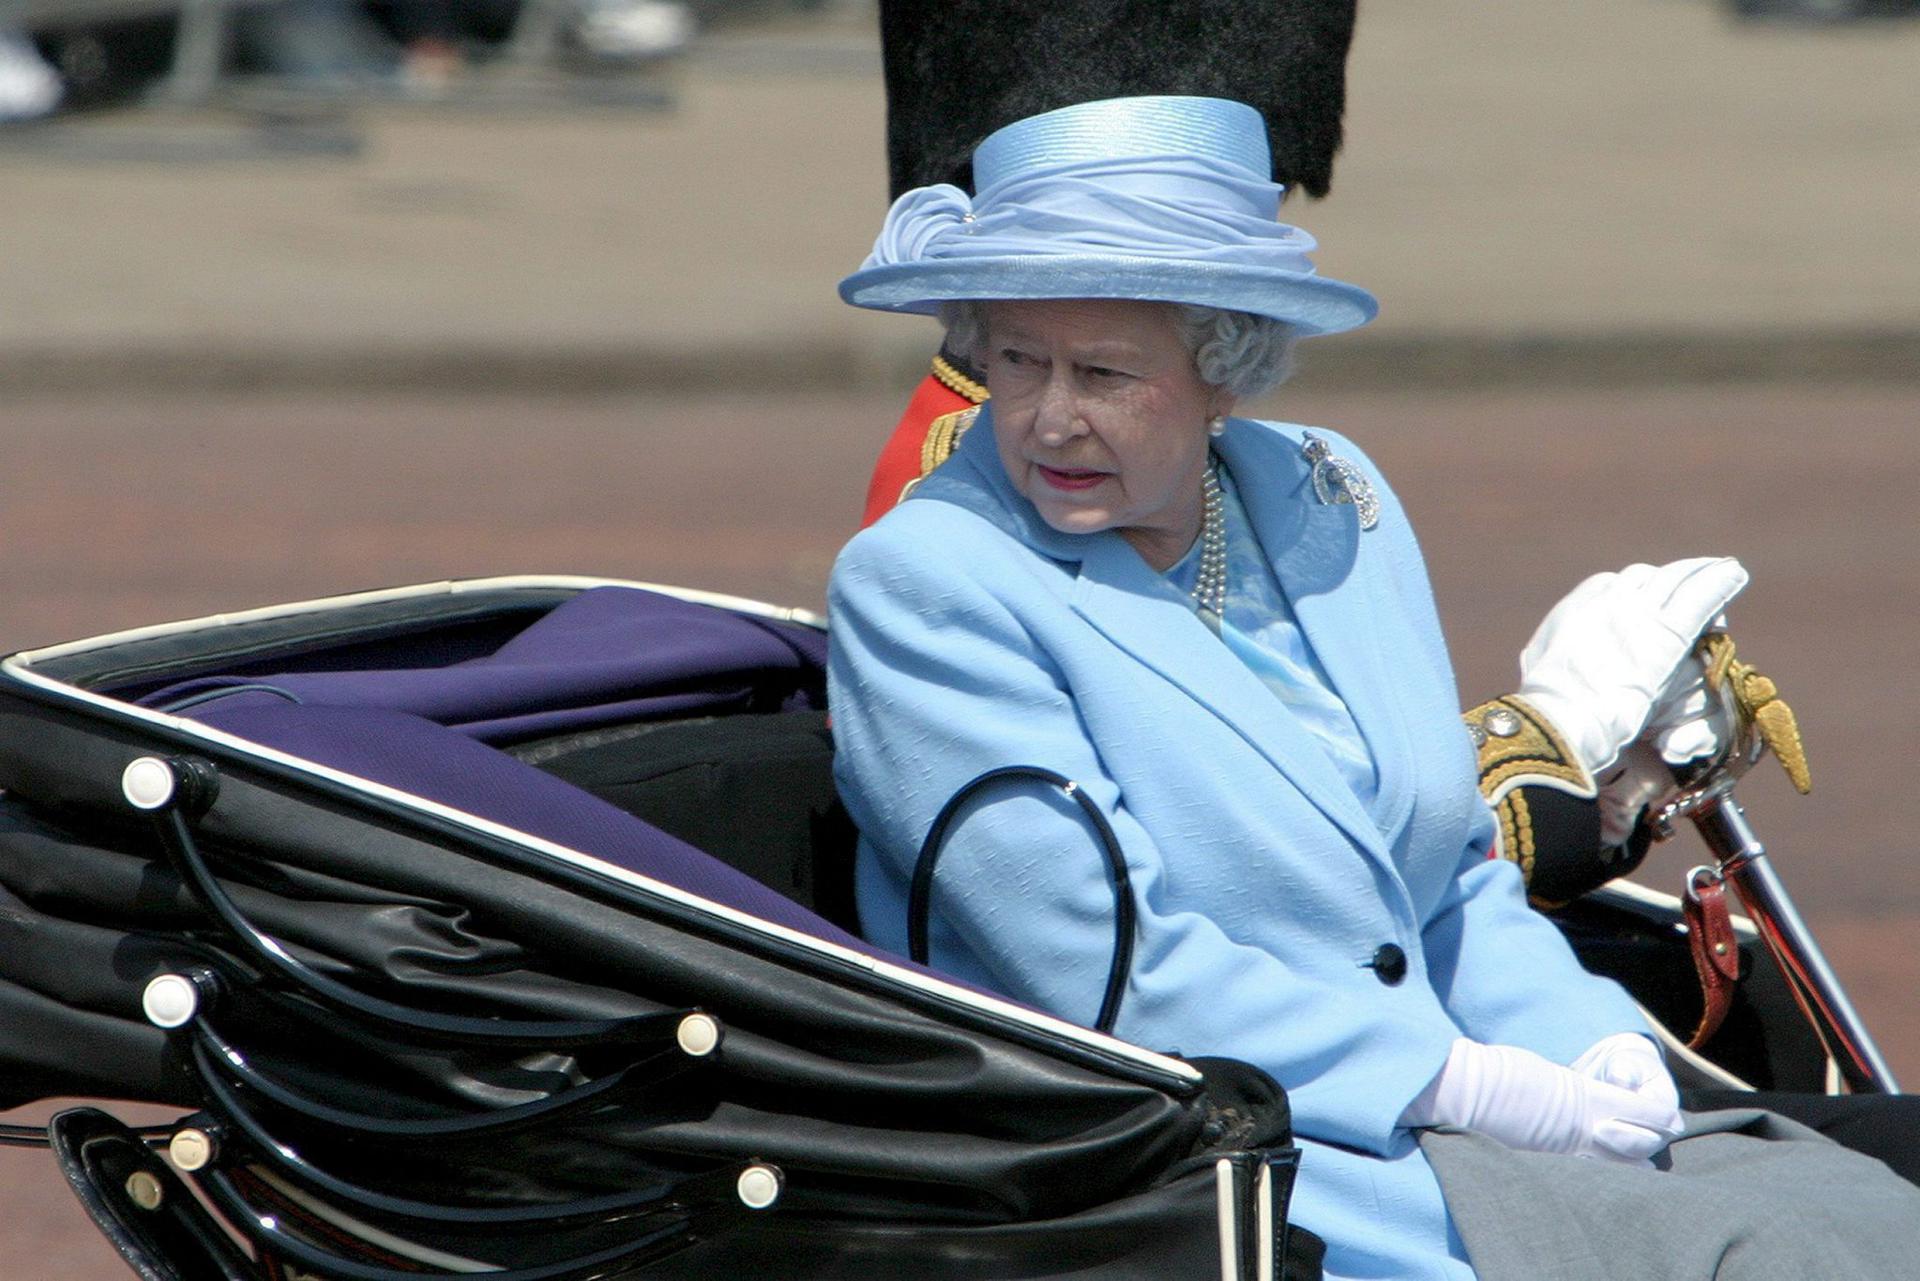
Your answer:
[828,411,1651,1280]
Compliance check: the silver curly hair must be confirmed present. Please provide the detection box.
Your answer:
[938,300,1298,400]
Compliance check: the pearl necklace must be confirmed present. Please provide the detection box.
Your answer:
[1191,458,1227,621]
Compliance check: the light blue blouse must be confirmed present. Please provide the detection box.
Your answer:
[1165,463,1382,818]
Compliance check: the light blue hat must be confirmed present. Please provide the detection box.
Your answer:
[839,96,1377,336]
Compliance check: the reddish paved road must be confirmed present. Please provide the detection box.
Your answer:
[3,383,1917,1276]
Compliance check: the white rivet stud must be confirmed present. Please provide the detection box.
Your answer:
[676,1013,721,1058]
[168,1129,214,1173]
[125,1170,165,1211]
[142,974,200,1029]
[735,1165,781,1211]
[122,757,177,811]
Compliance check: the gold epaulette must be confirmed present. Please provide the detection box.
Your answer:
[1463,695,1596,879]
[897,358,989,504]
[918,403,981,478]
[931,353,989,404]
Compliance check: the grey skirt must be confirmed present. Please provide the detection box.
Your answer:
[1420,1108,1920,1280]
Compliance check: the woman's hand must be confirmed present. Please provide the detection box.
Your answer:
[1570,1032,1681,1120]
[1515,557,1749,845]
[1402,1038,1684,1165]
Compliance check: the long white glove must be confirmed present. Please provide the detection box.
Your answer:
[1517,557,1749,845]
[1400,1038,1684,1164]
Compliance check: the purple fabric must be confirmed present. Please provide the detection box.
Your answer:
[141,588,828,743]
[193,700,873,953]
[146,587,992,985]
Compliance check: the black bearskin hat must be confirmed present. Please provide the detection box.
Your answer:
[879,0,1358,200]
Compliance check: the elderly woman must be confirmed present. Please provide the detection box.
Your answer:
[827,97,1919,1279]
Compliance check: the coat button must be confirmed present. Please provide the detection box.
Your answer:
[1369,944,1408,986]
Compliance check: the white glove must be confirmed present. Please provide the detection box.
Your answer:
[1570,1032,1681,1121]
[1400,1038,1684,1165]
[1517,557,1749,845]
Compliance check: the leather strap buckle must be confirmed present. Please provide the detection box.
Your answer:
[1682,865,1741,1049]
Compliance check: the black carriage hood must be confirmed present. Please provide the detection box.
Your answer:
[0,581,1292,1238]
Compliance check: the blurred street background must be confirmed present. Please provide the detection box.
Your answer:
[2,0,1918,1274]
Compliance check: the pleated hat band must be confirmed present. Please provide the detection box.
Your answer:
[971,97,1271,190]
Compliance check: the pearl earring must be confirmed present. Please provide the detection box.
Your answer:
[1207,415,1227,437]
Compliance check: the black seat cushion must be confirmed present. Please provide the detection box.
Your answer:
[510,711,861,933]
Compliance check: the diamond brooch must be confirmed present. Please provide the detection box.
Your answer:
[1302,433,1380,531]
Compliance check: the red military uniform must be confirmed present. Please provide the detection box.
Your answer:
[860,354,988,528]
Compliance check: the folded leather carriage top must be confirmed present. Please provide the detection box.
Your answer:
[0,578,1321,1281]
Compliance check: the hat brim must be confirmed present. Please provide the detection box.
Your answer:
[839,253,1378,337]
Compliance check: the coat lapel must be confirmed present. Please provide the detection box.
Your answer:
[1067,536,1392,863]
[1221,425,1418,850]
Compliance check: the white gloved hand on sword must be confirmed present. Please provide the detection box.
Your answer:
[1515,557,1749,847]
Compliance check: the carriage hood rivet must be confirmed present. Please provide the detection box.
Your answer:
[124,1170,164,1211]
[676,1013,722,1058]
[142,974,200,1029]
[168,1128,216,1172]
[122,757,177,810]
[736,1164,782,1210]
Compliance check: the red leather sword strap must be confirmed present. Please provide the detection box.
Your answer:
[1682,868,1741,1049]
